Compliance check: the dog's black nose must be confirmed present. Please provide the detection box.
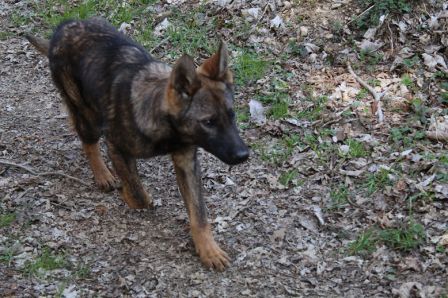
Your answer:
[231,148,249,164]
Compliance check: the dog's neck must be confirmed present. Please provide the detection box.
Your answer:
[130,62,172,137]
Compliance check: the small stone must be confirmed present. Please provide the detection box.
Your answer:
[299,26,309,37]
[270,15,284,28]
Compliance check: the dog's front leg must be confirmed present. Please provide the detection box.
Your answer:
[107,142,153,209]
[172,148,230,271]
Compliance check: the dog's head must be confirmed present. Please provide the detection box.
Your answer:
[165,42,249,165]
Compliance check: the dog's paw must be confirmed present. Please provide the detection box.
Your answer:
[197,239,230,271]
[121,186,154,209]
[94,169,120,192]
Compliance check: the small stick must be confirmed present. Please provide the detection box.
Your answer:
[346,4,375,26]
[426,131,448,143]
[387,22,394,53]
[347,62,385,123]
[16,188,32,201]
[0,159,90,186]
[0,160,39,175]
[149,37,169,54]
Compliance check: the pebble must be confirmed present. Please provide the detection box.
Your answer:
[299,26,309,37]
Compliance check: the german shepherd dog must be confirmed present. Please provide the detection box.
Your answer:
[26,17,249,271]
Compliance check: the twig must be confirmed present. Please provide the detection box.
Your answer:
[39,171,90,186]
[0,159,90,186]
[242,3,270,39]
[347,62,385,123]
[149,37,169,54]
[346,195,363,209]
[387,22,394,53]
[426,131,448,143]
[255,3,270,27]
[321,117,342,128]
[346,4,375,26]
[49,200,73,210]
[16,188,32,201]
[0,160,39,175]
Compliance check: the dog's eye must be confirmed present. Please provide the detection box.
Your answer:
[202,118,216,128]
[228,110,235,120]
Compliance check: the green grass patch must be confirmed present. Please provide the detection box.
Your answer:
[287,40,308,57]
[390,126,425,149]
[296,96,328,121]
[278,169,299,187]
[436,244,446,254]
[165,7,216,56]
[402,55,420,69]
[24,247,69,277]
[236,107,249,123]
[348,229,377,255]
[0,212,16,228]
[33,0,158,43]
[36,0,97,29]
[329,186,350,209]
[75,263,91,279]
[345,139,368,158]
[349,221,425,255]
[401,74,415,89]
[252,133,301,165]
[379,222,425,251]
[252,142,287,165]
[302,133,338,163]
[410,98,428,124]
[0,245,16,265]
[283,133,301,150]
[303,133,319,151]
[270,100,289,119]
[235,106,250,129]
[355,88,369,100]
[329,19,344,36]
[365,168,392,195]
[134,25,159,49]
[234,51,270,85]
[257,92,290,120]
[11,11,33,27]
[359,50,383,70]
[0,31,14,40]
[352,0,415,30]
[440,92,448,105]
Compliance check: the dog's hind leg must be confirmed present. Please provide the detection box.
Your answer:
[66,106,119,192]
[107,142,153,209]
[56,75,119,191]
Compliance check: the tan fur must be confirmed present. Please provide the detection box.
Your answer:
[25,35,50,56]
[83,143,119,191]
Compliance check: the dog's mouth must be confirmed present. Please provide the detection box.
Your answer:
[220,147,250,165]
[199,126,250,165]
[204,142,249,166]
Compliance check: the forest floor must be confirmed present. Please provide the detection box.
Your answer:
[1,0,447,297]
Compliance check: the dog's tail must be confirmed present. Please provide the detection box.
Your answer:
[25,34,50,56]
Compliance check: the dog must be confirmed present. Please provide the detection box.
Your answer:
[26,17,249,271]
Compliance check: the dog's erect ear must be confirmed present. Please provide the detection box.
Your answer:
[197,41,232,82]
[171,55,201,98]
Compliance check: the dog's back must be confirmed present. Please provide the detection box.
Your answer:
[50,18,152,108]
